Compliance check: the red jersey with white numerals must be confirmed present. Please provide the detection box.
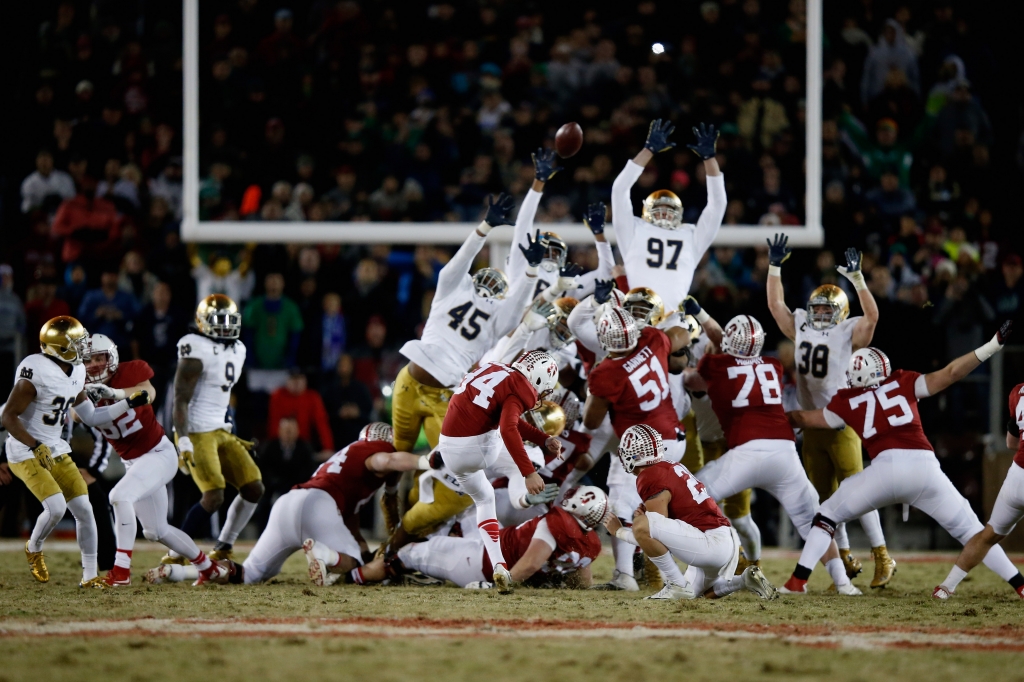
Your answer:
[538,429,591,485]
[825,369,931,459]
[587,326,679,440]
[1009,383,1024,468]
[481,506,601,576]
[697,354,794,449]
[636,460,730,531]
[94,360,164,460]
[441,362,549,476]
[294,440,394,517]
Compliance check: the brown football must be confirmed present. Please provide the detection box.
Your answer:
[555,122,583,158]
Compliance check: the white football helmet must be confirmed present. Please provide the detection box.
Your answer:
[471,268,509,299]
[548,386,581,427]
[596,307,639,353]
[561,485,609,530]
[358,422,394,444]
[720,315,765,358]
[617,423,666,474]
[83,333,120,383]
[591,288,627,323]
[847,347,892,388]
[512,349,559,399]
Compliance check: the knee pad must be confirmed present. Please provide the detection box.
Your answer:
[812,513,839,537]
[143,528,163,543]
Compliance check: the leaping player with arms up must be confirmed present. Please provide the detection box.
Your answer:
[765,233,895,587]
[782,324,1024,598]
[79,334,224,586]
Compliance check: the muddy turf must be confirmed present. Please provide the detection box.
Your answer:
[2,546,1022,682]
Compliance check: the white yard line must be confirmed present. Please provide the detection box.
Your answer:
[0,619,1020,652]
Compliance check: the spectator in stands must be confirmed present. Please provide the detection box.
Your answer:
[24,278,70,339]
[192,251,255,305]
[21,149,75,214]
[118,251,158,306]
[0,265,26,396]
[78,266,138,348]
[319,292,347,374]
[933,79,993,159]
[322,353,373,448]
[267,370,334,457]
[253,416,317,529]
[243,272,303,394]
[866,169,916,229]
[132,281,187,408]
[861,19,920,106]
[50,177,122,268]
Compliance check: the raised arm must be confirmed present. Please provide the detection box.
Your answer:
[836,247,878,350]
[613,119,676,255]
[573,203,613,298]
[567,293,602,353]
[495,230,543,337]
[682,296,723,349]
[765,233,796,340]
[688,123,726,254]
[924,322,1012,397]
[436,195,514,295]
[507,152,555,279]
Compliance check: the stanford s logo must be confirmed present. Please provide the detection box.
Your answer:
[19,367,33,380]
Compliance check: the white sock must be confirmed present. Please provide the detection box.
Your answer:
[218,497,258,545]
[167,564,200,582]
[796,527,833,572]
[67,495,99,581]
[114,549,133,569]
[826,557,850,587]
[859,510,886,548]
[712,574,745,598]
[730,514,761,561]
[981,545,1020,582]
[834,522,850,551]
[942,565,968,591]
[160,525,204,563]
[323,546,343,571]
[612,533,635,577]
[29,494,66,553]
[649,551,687,586]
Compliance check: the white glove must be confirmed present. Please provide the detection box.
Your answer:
[524,483,559,506]
[523,310,549,332]
[555,275,579,294]
[464,581,493,590]
[85,383,125,402]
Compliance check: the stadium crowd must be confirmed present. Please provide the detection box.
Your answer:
[2,0,1021,548]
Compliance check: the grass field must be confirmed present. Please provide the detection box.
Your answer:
[3,544,1023,682]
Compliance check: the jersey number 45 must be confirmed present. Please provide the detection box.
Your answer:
[448,302,491,340]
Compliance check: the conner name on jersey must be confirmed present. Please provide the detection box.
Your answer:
[622,346,654,374]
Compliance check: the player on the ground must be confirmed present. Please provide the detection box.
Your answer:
[79,334,223,586]
[432,350,562,593]
[781,327,1024,597]
[1,316,149,588]
[765,233,894,586]
[393,194,539,455]
[169,294,261,564]
[682,300,859,595]
[541,388,596,504]
[612,120,726,312]
[356,486,607,589]
[606,424,779,600]
[934,381,1024,599]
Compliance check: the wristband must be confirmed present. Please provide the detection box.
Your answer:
[176,436,193,452]
[476,221,493,236]
[768,265,782,277]
[845,270,868,291]
[525,265,539,277]
[694,309,710,324]
[974,335,1003,362]
[416,455,431,470]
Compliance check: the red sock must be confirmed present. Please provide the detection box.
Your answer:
[784,575,807,591]
[192,551,212,571]
[1016,584,1024,599]
[479,519,500,542]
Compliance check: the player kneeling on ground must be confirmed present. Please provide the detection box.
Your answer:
[607,424,778,601]
[147,423,420,586]
[356,486,607,589]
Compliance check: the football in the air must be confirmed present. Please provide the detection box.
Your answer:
[555,122,583,158]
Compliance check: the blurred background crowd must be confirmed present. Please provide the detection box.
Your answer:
[2,0,1023,549]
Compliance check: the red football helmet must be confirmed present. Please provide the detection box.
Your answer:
[512,349,559,398]
[617,424,666,474]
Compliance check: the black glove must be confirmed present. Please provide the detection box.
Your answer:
[532,148,563,183]
[584,202,606,235]
[686,122,719,160]
[682,296,703,318]
[485,193,516,227]
[766,233,792,267]
[997,320,1013,345]
[519,230,546,268]
[560,263,584,279]
[843,247,861,273]
[127,390,151,408]
[644,119,676,154]
[594,279,615,305]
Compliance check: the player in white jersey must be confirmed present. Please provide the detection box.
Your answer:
[508,149,614,300]
[1,316,151,587]
[168,294,260,564]
[765,234,895,587]
[612,120,726,312]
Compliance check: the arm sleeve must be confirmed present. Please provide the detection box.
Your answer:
[530,518,557,551]
[615,273,630,292]
[73,398,130,427]
[517,417,550,448]
[436,229,488,295]
[495,270,535,339]
[312,395,334,451]
[693,174,727,255]
[574,240,615,299]
[567,296,601,353]
[914,373,931,399]
[499,397,541,477]
[821,407,847,430]
[507,189,543,280]
[611,161,644,257]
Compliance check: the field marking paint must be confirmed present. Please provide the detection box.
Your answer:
[1,618,1022,652]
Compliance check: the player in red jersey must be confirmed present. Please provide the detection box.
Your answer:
[357,486,607,589]
[605,424,779,600]
[682,301,858,594]
[79,334,223,586]
[934,380,1024,599]
[436,350,562,593]
[541,388,595,503]
[782,323,1024,598]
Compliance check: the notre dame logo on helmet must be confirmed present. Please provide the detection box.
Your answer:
[19,367,33,380]
[179,344,192,358]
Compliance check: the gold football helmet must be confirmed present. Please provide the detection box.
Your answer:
[196,294,242,339]
[807,284,850,330]
[539,231,568,269]
[681,314,703,345]
[526,400,566,438]
[623,287,665,329]
[532,296,578,348]
[642,190,683,229]
[40,316,89,365]
[472,268,509,299]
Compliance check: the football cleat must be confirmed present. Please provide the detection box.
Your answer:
[104,566,131,586]
[734,549,761,575]
[870,546,897,588]
[209,546,235,562]
[643,555,664,591]
[465,581,493,590]
[836,582,863,596]
[400,571,445,587]
[25,541,49,583]
[742,566,779,600]
[932,585,953,600]
[644,582,695,600]
[145,564,173,585]
[589,569,640,592]
[840,548,863,578]
[1016,584,1024,600]
[160,553,189,566]
[193,560,230,586]
[302,539,338,587]
[79,576,108,589]
[779,577,808,594]
[493,565,514,594]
